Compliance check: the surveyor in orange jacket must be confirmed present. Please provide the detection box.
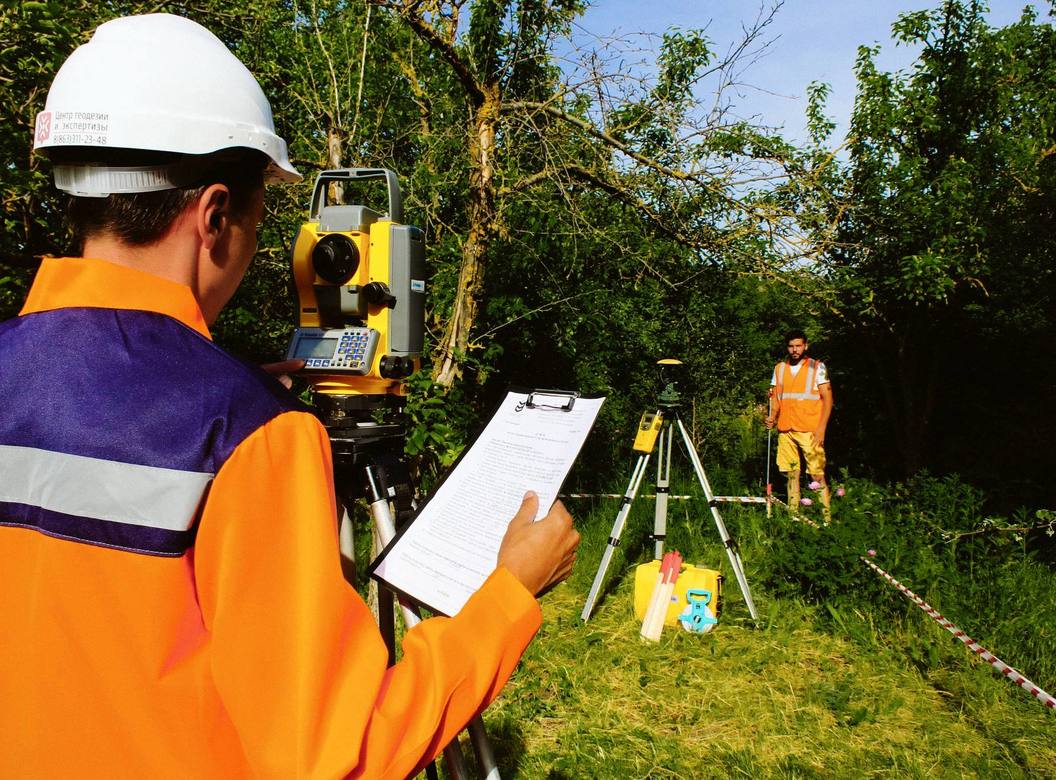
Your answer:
[765,330,834,519]
[0,14,579,779]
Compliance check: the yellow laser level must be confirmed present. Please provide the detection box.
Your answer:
[633,411,663,453]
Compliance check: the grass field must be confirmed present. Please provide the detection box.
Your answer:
[452,492,1056,779]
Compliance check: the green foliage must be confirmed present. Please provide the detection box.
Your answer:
[760,472,1056,694]
[0,0,94,317]
[805,81,835,146]
[467,0,508,82]
[822,0,1056,501]
[654,28,712,110]
[403,369,470,488]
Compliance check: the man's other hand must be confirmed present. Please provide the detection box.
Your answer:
[497,492,580,597]
[261,359,305,389]
[812,428,826,447]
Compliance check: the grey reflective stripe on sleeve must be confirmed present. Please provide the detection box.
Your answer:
[0,444,213,531]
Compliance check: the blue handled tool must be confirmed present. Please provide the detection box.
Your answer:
[678,588,718,633]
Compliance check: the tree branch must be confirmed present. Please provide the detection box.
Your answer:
[372,0,486,106]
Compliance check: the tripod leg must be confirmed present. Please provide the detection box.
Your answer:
[674,418,760,623]
[652,425,673,559]
[370,514,397,665]
[365,466,497,780]
[338,503,358,583]
[581,454,651,622]
[468,718,501,780]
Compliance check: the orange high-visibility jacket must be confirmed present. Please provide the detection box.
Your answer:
[0,257,541,779]
[774,358,825,433]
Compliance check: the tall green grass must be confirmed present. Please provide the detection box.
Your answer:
[760,473,1056,693]
[450,468,1056,778]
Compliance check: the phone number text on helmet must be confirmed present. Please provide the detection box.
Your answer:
[52,133,110,145]
[51,111,111,146]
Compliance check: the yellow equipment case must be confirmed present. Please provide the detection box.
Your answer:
[633,560,723,626]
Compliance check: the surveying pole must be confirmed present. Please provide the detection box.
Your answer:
[765,388,774,518]
[580,359,760,624]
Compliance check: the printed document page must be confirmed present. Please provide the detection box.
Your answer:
[372,390,604,616]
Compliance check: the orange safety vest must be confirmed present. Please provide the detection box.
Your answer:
[775,358,823,433]
[1,258,541,779]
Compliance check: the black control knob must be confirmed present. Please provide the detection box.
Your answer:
[379,355,413,379]
[363,282,396,309]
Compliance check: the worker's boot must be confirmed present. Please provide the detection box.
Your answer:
[786,471,800,509]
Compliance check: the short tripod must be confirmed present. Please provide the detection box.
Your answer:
[315,393,501,780]
[580,365,759,624]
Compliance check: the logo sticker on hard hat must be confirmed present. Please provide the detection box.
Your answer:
[50,111,111,146]
[35,112,51,144]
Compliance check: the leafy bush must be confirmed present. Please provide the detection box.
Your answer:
[758,473,1056,691]
[403,370,471,490]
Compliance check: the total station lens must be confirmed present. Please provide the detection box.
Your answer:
[312,234,360,284]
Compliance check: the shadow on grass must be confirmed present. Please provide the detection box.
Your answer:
[483,716,528,779]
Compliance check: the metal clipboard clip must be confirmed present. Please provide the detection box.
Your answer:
[525,389,579,412]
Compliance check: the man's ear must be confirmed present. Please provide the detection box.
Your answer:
[197,184,232,251]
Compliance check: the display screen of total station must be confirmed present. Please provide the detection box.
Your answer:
[295,337,338,358]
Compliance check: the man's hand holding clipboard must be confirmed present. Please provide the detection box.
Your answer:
[370,388,605,615]
[497,490,580,597]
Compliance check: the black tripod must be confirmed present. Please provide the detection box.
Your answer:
[315,393,500,780]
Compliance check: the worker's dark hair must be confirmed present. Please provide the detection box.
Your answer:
[785,328,808,343]
[50,147,268,250]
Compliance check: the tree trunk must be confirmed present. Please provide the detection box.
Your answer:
[433,87,499,388]
[326,123,345,202]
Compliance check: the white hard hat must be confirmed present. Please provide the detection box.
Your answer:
[33,14,301,196]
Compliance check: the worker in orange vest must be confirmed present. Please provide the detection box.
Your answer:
[765,330,834,520]
[0,14,579,778]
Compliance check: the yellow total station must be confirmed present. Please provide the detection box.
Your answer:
[287,169,425,397]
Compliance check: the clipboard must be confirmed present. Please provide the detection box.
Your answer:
[369,386,605,617]
[525,388,579,411]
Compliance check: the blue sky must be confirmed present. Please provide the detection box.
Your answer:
[564,1,1049,144]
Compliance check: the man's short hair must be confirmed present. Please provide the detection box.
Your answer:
[50,147,269,248]
[785,329,808,343]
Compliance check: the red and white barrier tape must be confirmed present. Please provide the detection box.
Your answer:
[786,508,822,529]
[559,493,695,500]
[559,494,768,503]
[860,553,1056,710]
[712,495,769,504]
